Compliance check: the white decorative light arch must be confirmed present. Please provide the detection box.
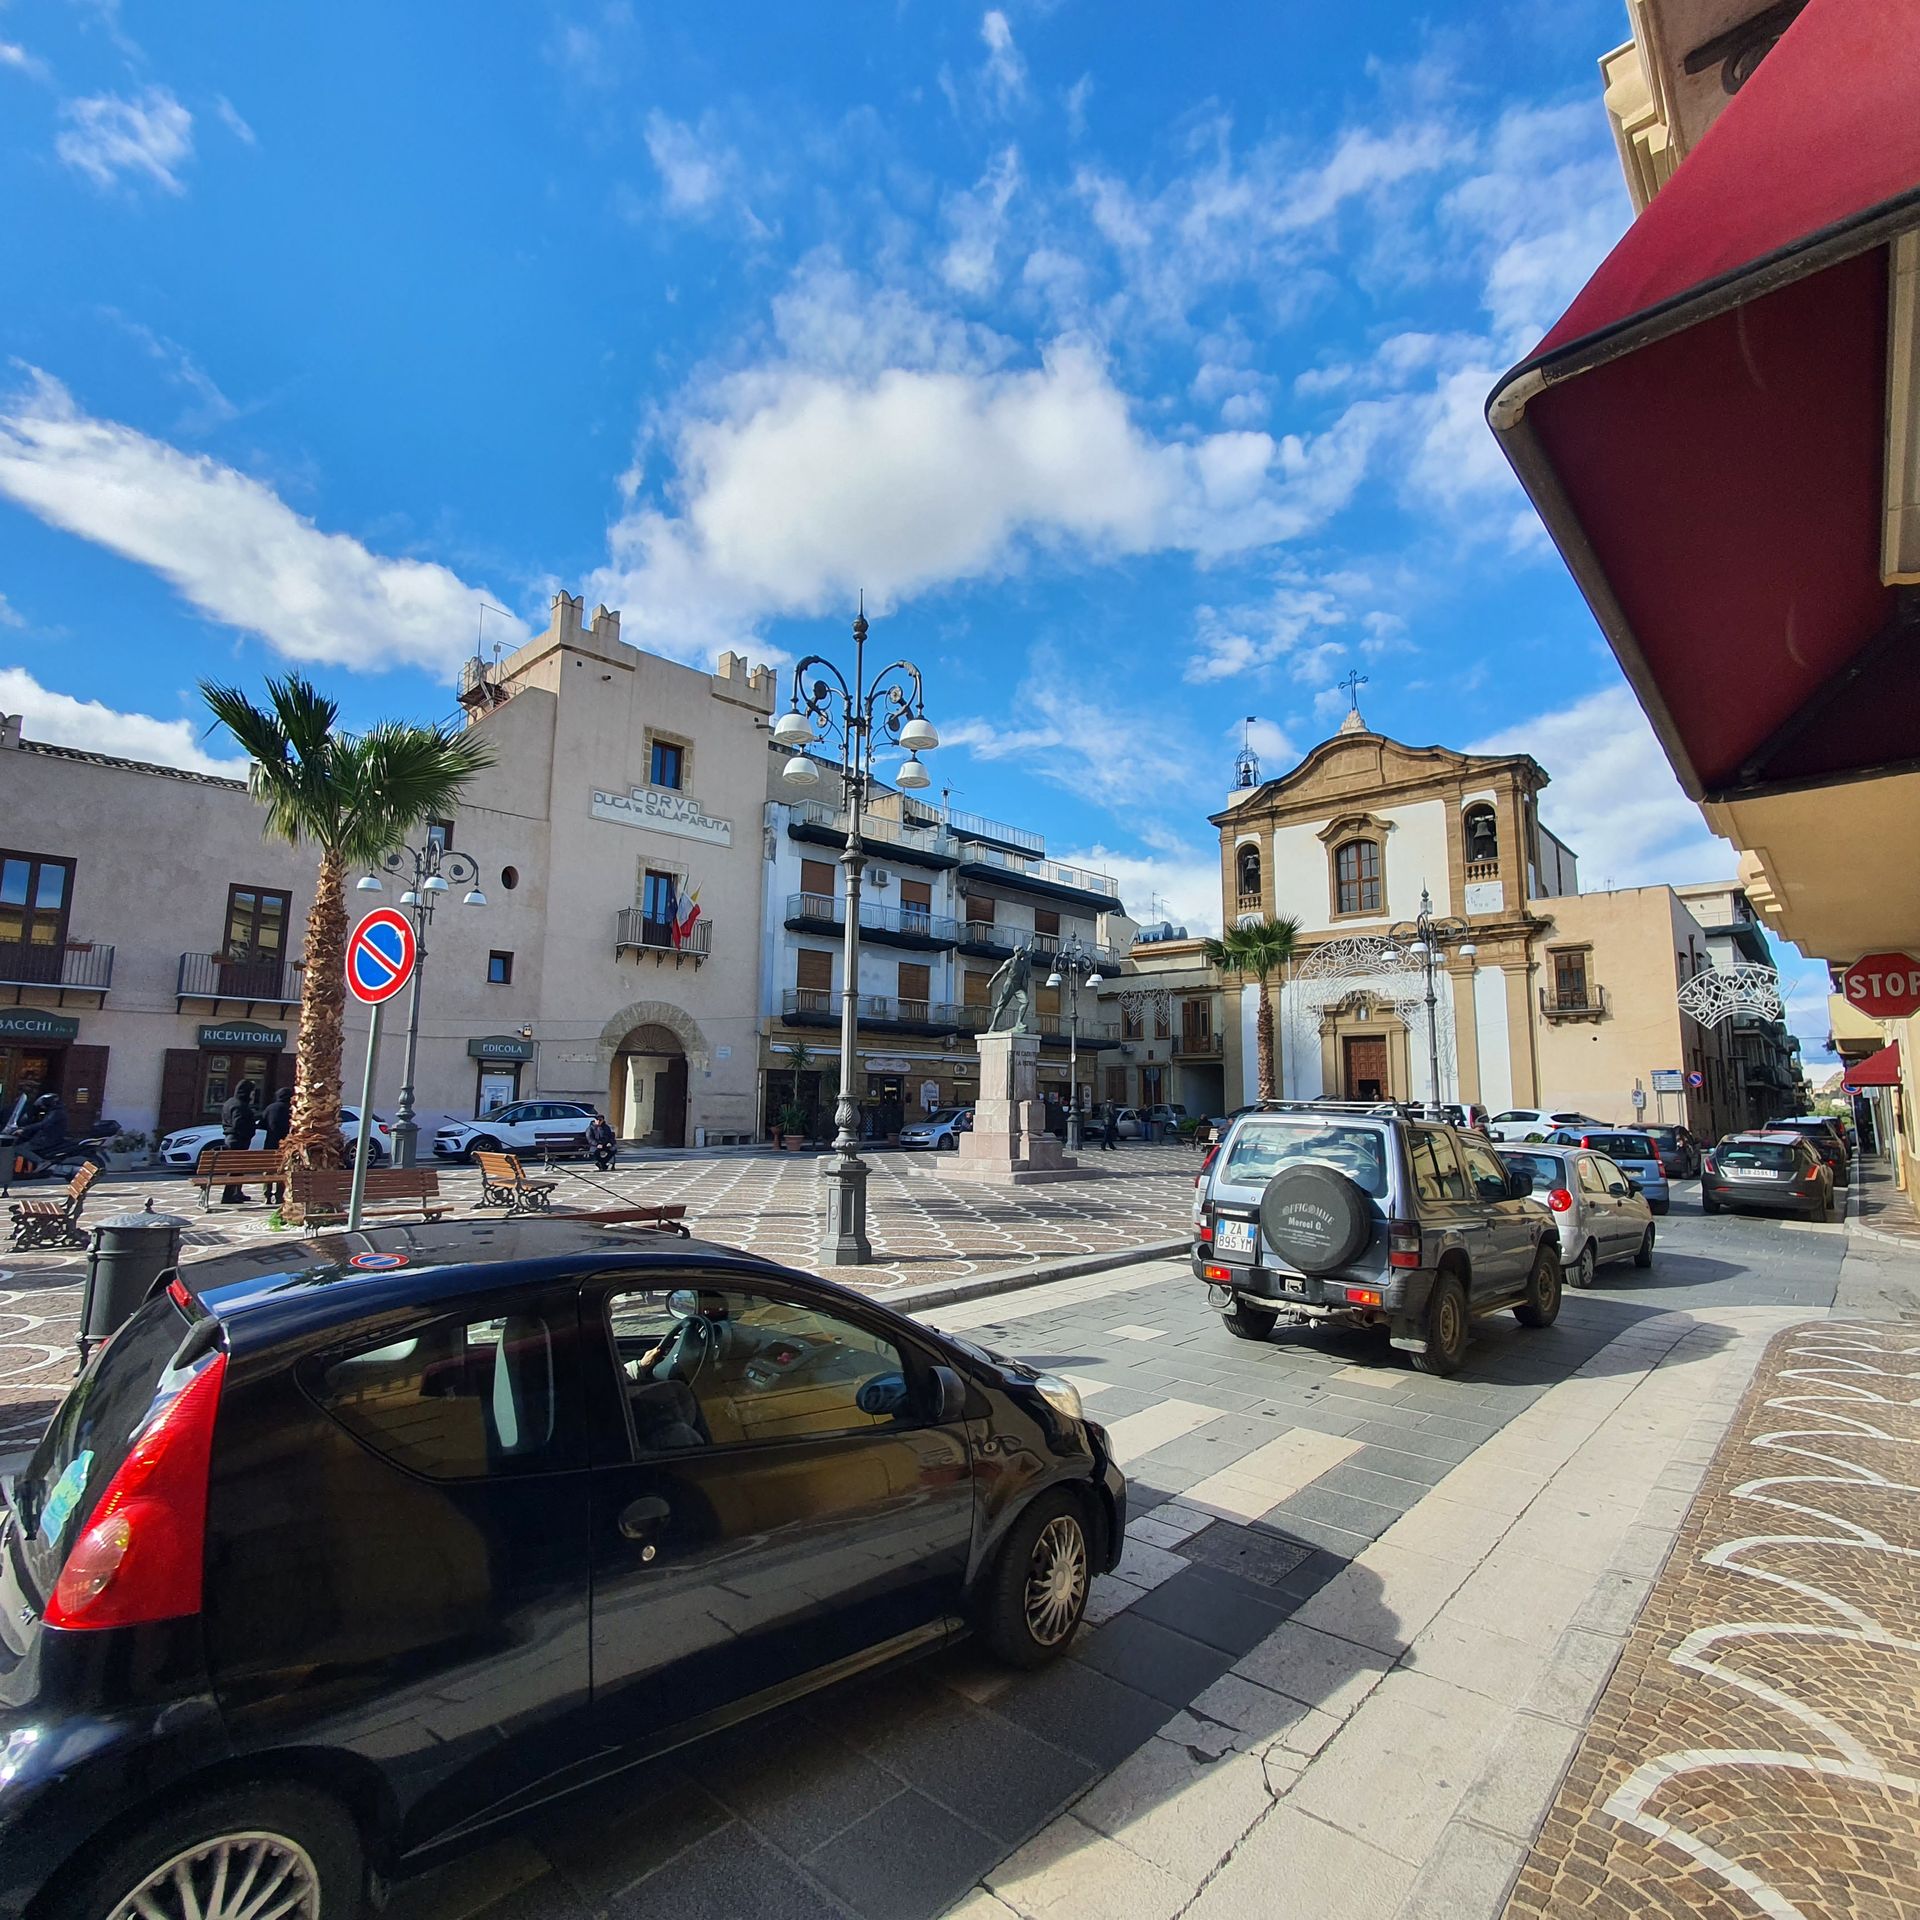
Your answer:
[1285,936,1458,1099]
[1676,964,1785,1028]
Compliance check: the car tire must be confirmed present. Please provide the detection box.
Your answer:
[1221,1297,1279,1341]
[465,1135,501,1163]
[979,1488,1093,1670]
[1572,1240,1597,1289]
[1634,1225,1656,1268]
[1410,1272,1469,1377]
[1650,1200,1669,1217]
[1514,1243,1563,1329]
[47,1783,364,1920]
[1701,1190,1720,1216]
[1813,1196,1834,1225]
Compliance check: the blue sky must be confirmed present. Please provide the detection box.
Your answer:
[0,1,1837,1056]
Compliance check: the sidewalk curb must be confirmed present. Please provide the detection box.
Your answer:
[1846,1219,1920,1255]
[889,1239,1188,1315]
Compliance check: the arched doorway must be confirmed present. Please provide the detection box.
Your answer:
[611,1023,687,1147]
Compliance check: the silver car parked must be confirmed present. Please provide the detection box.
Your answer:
[1498,1144,1656,1288]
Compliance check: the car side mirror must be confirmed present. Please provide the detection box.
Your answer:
[1507,1170,1533,1198]
[1610,1181,1632,1197]
[928,1364,966,1424]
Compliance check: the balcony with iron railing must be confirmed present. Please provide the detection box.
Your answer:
[785,802,959,868]
[615,909,710,964]
[0,939,114,1001]
[1174,1029,1223,1057]
[780,990,967,1033]
[944,807,1045,856]
[177,951,301,1009]
[952,842,1121,907]
[1539,983,1609,1022]
[782,894,961,948]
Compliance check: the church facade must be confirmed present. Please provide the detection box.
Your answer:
[1210,708,1745,1139]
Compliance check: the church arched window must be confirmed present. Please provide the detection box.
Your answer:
[1333,838,1382,915]
[1463,803,1499,869]
[1235,843,1261,906]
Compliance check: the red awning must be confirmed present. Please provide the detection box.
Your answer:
[1845,1040,1903,1089]
[1487,0,1920,805]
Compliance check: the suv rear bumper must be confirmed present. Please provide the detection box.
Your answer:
[1193,1250,1434,1324]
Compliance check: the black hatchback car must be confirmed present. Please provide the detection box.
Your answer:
[0,1221,1125,1920]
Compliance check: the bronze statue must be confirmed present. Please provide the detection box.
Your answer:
[984,943,1035,1034]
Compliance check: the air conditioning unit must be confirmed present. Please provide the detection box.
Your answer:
[869,867,893,887]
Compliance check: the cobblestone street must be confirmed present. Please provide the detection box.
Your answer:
[0,1144,1196,1447]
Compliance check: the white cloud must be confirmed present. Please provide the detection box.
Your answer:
[980,10,1028,114]
[1471,683,1733,891]
[0,370,529,676]
[1062,840,1224,937]
[57,86,194,193]
[644,111,728,211]
[939,146,1021,297]
[0,592,22,628]
[0,668,248,776]
[214,95,256,146]
[1183,572,1403,687]
[0,40,50,82]
[1064,74,1092,139]
[102,312,239,432]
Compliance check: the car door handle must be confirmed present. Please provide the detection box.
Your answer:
[618,1495,671,1542]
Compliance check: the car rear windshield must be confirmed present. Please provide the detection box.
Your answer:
[1719,1141,1803,1172]
[8,1293,193,1605]
[1501,1150,1563,1190]
[1585,1133,1655,1159]
[1220,1120,1389,1197]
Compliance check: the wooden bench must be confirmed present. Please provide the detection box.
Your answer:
[473,1149,556,1215]
[190,1148,288,1208]
[291,1166,448,1226]
[9,1160,100,1251]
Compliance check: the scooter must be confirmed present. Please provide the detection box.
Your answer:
[7,1120,120,1181]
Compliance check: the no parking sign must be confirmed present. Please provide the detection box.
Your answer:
[347,908,417,1004]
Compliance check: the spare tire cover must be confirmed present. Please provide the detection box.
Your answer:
[1258,1165,1373,1274]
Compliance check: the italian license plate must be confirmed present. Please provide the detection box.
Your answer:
[1728,1168,1781,1180]
[1215,1219,1256,1257]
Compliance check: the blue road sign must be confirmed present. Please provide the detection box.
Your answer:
[347,907,417,1005]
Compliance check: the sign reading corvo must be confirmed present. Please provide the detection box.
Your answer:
[590,785,733,847]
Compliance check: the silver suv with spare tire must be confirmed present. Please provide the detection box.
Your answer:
[1191,1102,1563,1375]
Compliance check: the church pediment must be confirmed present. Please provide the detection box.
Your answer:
[1212,729,1546,824]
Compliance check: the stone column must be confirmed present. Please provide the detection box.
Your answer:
[950,1030,1084,1183]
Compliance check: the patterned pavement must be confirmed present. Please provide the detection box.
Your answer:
[0,1143,1196,1452]
[1507,1319,1920,1920]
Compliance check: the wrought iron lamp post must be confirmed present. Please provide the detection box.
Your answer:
[1387,887,1475,1105]
[771,608,939,1265]
[358,840,486,1167]
[1045,936,1104,1150]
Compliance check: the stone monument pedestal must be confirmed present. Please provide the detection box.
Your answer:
[947,1031,1090,1184]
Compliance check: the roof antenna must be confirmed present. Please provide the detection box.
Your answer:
[1233,715,1260,790]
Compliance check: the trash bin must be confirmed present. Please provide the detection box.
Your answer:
[80,1200,188,1364]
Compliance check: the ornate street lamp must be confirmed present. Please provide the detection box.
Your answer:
[1045,935,1105,1150]
[1386,887,1476,1105]
[771,606,938,1265]
[365,839,486,1167]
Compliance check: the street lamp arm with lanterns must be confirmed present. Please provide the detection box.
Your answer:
[1045,936,1104,1151]
[1385,886,1476,1106]
[770,606,940,1264]
[354,839,487,1167]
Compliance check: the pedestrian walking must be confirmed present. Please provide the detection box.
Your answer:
[220,1078,260,1204]
[1101,1103,1119,1152]
[260,1083,293,1205]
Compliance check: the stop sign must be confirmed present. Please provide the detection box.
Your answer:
[1838,952,1920,1019]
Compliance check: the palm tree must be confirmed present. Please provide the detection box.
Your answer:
[1205,915,1302,1102]
[201,674,494,1171]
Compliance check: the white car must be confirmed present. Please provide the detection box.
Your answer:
[1497,1142,1656,1287]
[436,1100,597,1162]
[1484,1106,1609,1143]
[160,1107,390,1169]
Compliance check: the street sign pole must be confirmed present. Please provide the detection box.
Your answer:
[346,1002,384,1234]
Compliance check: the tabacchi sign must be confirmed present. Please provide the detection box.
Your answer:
[1838,952,1920,1020]
[590,785,733,847]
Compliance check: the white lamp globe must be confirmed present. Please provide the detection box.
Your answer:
[1408,939,1429,957]
[771,710,815,748]
[781,754,821,789]
[1459,941,1478,959]
[355,873,384,892]
[896,757,931,790]
[897,715,939,753]
[463,888,487,908]
[423,874,450,894]
[1088,971,1104,988]
[400,888,421,908]
[1046,971,1064,989]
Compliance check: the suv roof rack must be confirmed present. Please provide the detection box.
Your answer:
[1249,1099,1422,1118]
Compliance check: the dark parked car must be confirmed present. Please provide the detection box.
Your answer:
[1766,1116,1850,1185]
[1702,1132,1836,1221]
[1642,1125,1701,1180]
[0,1221,1125,1920]
[1193,1101,1562,1375]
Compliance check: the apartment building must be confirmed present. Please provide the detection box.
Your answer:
[758,766,1137,1136]
[1087,927,1228,1119]
[1673,880,1806,1126]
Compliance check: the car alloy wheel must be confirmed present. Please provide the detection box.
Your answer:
[108,1833,321,1920]
[1574,1241,1597,1289]
[1024,1513,1089,1648]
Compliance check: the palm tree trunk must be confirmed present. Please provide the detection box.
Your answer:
[290,848,350,1171]
[1255,971,1277,1101]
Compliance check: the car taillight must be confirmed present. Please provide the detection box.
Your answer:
[377,1124,391,1135]
[1388,1221,1421,1269]
[1547,1188,1574,1212]
[1196,1222,1213,1242]
[1702,1154,1717,1174]
[46,1351,227,1631]
[1194,1146,1219,1188]
[1201,1263,1231,1283]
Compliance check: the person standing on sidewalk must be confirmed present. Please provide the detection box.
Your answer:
[1101,1103,1119,1152]
[219,1078,259,1204]
[260,1083,293,1206]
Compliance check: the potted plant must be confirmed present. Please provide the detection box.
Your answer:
[101,1129,151,1170]
[779,1103,809,1151]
